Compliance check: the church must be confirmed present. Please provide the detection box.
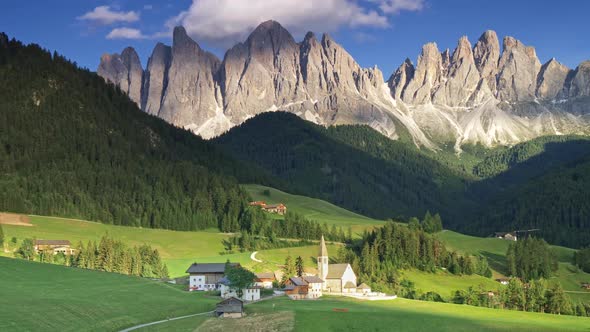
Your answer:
[317,235,358,293]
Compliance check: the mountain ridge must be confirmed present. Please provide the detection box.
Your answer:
[98,21,590,150]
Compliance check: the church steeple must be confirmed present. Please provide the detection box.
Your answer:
[318,235,329,282]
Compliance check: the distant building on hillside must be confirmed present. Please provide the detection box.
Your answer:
[248,201,287,215]
[186,262,239,291]
[582,283,590,290]
[215,297,243,318]
[33,240,74,255]
[494,232,517,241]
[496,278,510,285]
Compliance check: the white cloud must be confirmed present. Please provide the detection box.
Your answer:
[106,27,147,40]
[168,0,396,47]
[78,6,140,25]
[373,0,425,14]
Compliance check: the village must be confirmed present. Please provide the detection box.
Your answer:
[186,236,393,318]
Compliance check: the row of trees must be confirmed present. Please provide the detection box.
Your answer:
[506,237,558,280]
[15,235,168,279]
[452,279,585,316]
[333,222,491,293]
[407,211,444,234]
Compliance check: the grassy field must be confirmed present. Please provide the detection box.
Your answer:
[243,184,384,234]
[0,214,339,277]
[400,269,500,298]
[0,257,218,332]
[146,296,590,332]
[438,230,590,302]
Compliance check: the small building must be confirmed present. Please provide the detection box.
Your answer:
[581,283,590,290]
[263,204,287,215]
[249,201,266,207]
[496,278,510,285]
[284,276,323,300]
[255,272,275,289]
[219,277,261,302]
[215,297,243,318]
[186,262,239,291]
[33,240,74,255]
[495,232,517,241]
[357,283,371,294]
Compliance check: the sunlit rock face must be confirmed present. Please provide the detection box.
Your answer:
[99,22,590,148]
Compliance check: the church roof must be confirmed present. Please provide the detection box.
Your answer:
[357,283,371,289]
[326,264,350,279]
[319,235,328,257]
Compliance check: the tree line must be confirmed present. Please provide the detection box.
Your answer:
[15,234,168,279]
[506,237,558,280]
[574,247,590,273]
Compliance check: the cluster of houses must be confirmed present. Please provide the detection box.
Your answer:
[249,201,287,215]
[188,235,373,317]
[494,232,518,241]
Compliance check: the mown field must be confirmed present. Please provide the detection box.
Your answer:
[0,257,218,332]
[242,184,384,234]
[142,296,590,332]
[0,214,339,277]
[438,230,590,302]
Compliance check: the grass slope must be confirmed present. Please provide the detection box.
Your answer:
[438,230,590,302]
[150,296,590,332]
[1,214,338,277]
[243,184,383,233]
[0,257,217,332]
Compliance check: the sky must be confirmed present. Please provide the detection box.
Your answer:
[1,0,589,77]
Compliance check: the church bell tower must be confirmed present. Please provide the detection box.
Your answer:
[318,235,329,281]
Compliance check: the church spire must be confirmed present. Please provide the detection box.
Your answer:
[319,235,328,257]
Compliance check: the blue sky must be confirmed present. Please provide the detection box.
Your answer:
[2,1,589,77]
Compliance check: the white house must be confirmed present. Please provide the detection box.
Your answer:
[254,272,275,289]
[186,263,238,291]
[317,236,358,293]
[219,277,261,301]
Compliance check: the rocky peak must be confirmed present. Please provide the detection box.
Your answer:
[246,20,297,52]
[97,48,143,106]
[536,58,570,100]
[496,36,541,101]
[401,42,443,104]
[566,61,590,98]
[473,30,500,93]
[142,43,172,115]
[388,58,415,100]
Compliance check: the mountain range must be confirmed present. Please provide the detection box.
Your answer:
[98,20,590,150]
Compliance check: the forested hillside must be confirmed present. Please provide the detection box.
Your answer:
[215,112,470,221]
[0,34,270,231]
[217,112,590,248]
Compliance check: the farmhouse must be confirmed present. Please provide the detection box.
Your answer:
[248,201,287,215]
[318,236,357,293]
[284,276,324,300]
[215,297,243,318]
[582,283,590,290]
[255,272,276,289]
[186,262,239,291]
[495,232,517,241]
[219,277,261,302]
[496,278,510,285]
[33,240,74,255]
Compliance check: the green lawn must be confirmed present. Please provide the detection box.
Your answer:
[150,296,590,332]
[438,230,590,303]
[1,214,336,278]
[0,257,217,332]
[400,269,501,298]
[242,184,384,234]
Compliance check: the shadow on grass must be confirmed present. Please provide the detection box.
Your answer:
[481,251,508,275]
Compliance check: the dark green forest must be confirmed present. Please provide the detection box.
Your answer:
[216,112,590,248]
[0,34,272,232]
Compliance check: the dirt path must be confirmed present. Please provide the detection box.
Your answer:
[250,251,263,263]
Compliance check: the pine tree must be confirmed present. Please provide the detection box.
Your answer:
[295,256,304,277]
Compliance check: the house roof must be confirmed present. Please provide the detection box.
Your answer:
[303,276,324,284]
[326,264,350,279]
[218,297,243,305]
[34,240,71,246]
[216,297,243,313]
[289,277,308,286]
[357,283,371,289]
[344,281,356,289]
[256,272,275,280]
[186,263,237,274]
[264,204,285,209]
[319,235,328,257]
